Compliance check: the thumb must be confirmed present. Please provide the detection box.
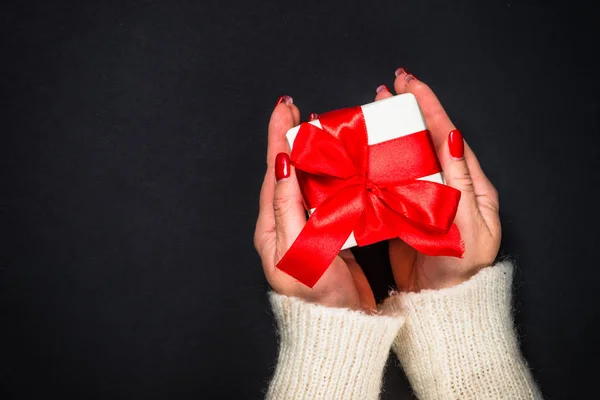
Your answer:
[439,129,478,221]
[273,152,307,261]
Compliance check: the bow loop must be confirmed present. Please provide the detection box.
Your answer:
[291,122,358,179]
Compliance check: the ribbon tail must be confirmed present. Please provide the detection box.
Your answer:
[276,185,365,288]
[390,214,464,257]
[416,223,464,257]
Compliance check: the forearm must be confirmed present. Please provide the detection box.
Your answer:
[266,293,404,400]
[382,262,542,399]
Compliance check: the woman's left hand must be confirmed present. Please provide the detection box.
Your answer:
[374,72,501,292]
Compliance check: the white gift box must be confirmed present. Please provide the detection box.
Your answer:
[286,93,445,249]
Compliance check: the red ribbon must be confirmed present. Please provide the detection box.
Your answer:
[276,106,463,288]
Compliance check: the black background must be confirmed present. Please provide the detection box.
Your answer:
[3,1,600,399]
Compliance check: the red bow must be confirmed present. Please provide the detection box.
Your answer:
[276,106,463,288]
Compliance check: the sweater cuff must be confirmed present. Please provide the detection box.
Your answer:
[380,261,542,399]
[267,293,404,400]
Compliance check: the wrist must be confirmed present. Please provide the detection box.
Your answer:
[414,262,487,292]
[380,262,542,399]
[267,292,404,400]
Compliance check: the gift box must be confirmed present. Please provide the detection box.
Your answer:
[278,94,463,287]
[287,94,445,249]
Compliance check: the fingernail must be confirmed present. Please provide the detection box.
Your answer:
[275,95,293,107]
[275,152,290,181]
[309,112,319,121]
[395,67,406,77]
[448,129,464,159]
[376,85,389,94]
[405,74,417,83]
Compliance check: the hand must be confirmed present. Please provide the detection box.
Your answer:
[374,72,501,292]
[254,96,376,311]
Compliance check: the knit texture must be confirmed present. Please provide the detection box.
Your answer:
[266,293,404,400]
[380,262,542,399]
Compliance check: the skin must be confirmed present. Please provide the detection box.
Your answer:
[254,72,501,312]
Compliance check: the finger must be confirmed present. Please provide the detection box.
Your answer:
[463,142,501,238]
[267,96,297,169]
[464,142,499,209]
[374,84,393,101]
[288,104,301,127]
[340,250,376,311]
[388,238,418,292]
[273,152,307,268]
[439,131,501,244]
[443,139,501,265]
[438,129,501,244]
[440,130,500,223]
[259,96,297,215]
[393,68,454,150]
[255,96,297,255]
[437,130,481,233]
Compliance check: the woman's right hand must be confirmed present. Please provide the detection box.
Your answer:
[253,96,377,312]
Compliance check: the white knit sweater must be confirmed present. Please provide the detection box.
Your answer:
[266,262,542,399]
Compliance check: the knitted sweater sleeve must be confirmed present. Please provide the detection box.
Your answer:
[380,261,542,399]
[265,293,405,400]
[266,262,542,399]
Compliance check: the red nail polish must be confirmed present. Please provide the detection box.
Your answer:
[376,85,389,94]
[405,74,417,83]
[275,153,290,181]
[275,95,293,107]
[448,129,464,159]
[395,67,406,77]
[309,113,319,121]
